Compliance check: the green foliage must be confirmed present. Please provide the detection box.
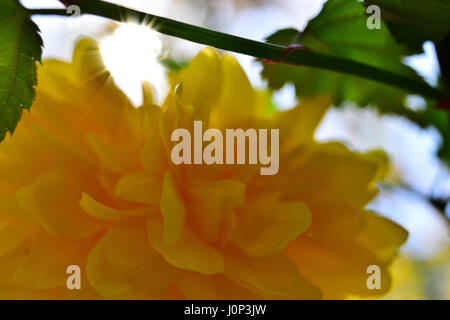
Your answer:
[364,0,450,53]
[161,56,189,74]
[262,0,423,115]
[429,111,450,164]
[362,1,450,164]
[0,0,42,141]
[262,0,450,165]
[415,99,450,165]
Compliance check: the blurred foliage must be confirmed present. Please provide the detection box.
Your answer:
[262,0,450,166]
[161,56,190,74]
[415,98,450,165]
[0,0,42,141]
[262,0,423,118]
[364,0,450,54]
[383,251,450,300]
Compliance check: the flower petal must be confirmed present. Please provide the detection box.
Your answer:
[209,55,258,128]
[115,170,163,205]
[276,95,331,151]
[224,247,321,299]
[86,133,140,173]
[15,170,104,238]
[357,213,408,262]
[79,193,123,221]
[170,47,222,122]
[80,193,158,221]
[286,237,392,299]
[147,219,224,275]
[0,195,35,223]
[87,222,180,299]
[159,90,194,161]
[281,144,384,208]
[14,231,96,289]
[231,202,311,257]
[186,179,245,245]
[178,272,263,300]
[160,171,186,245]
[0,223,36,257]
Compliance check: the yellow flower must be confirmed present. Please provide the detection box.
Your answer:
[0,38,407,299]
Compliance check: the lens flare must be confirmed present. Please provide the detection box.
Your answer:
[100,23,167,106]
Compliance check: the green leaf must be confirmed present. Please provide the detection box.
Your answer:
[364,0,450,53]
[262,0,424,116]
[409,81,450,166]
[412,103,450,166]
[161,56,189,74]
[0,0,42,141]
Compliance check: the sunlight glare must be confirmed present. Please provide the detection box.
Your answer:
[100,23,167,106]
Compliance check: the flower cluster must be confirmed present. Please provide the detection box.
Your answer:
[0,39,407,299]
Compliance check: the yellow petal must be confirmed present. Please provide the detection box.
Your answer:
[35,42,134,156]
[186,179,245,245]
[115,170,163,205]
[0,114,59,175]
[171,47,222,122]
[296,204,366,240]
[0,240,30,286]
[15,170,104,238]
[276,95,331,151]
[31,122,94,168]
[286,237,392,299]
[224,247,321,299]
[0,284,67,300]
[231,201,311,257]
[160,171,186,245]
[0,195,35,223]
[71,38,135,140]
[141,143,167,175]
[147,219,224,275]
[14,231,96,289]
[79,193,123,221]
[35,59,77,101]
[137,104,168,175]
[87,222,179,298]
[282,143,382,208]
[178,272,263,300]
[142,81,156,107]
[159,90,194,161]
[209,54,257,128]
[0,223,36,257]
[87,235,131,297]
[86,133,140,173]
[357,213,408,262]
[80,193,158,221]
[68,276,102,300]
[72,38,108,83]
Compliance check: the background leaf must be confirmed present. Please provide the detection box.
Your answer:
[261,0,424,116]
[0,0,43,141]
[411,97,450,166]
[364,0,450,53]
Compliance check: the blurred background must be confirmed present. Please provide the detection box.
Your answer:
[21,0,449,299]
